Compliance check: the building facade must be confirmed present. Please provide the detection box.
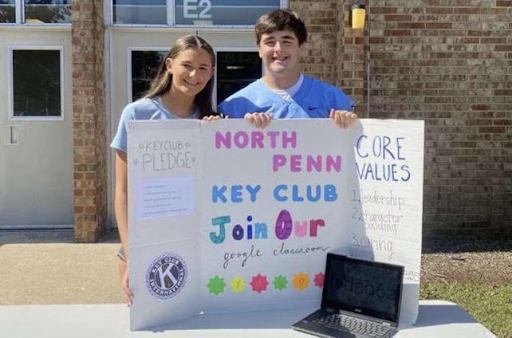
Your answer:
[0,0,510,241]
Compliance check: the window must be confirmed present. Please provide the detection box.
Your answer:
[216,51,261,103]
[25,0,71,24]
[113,0,166,25]
[110,0,284,26]
[131,50,167,101]
[10,48,63,118]
[0,0,70,24]
[0,0,15,23]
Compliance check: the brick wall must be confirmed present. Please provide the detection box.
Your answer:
[367,0,512,236]
[290,0,339,84]
[291,0,512,237]
[289,0,367,114]
[72,0,107,242]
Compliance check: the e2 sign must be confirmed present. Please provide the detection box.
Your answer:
[183,0,212,19]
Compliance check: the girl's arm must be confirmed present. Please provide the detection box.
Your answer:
[114,150,129,259]
[114,149,133,304]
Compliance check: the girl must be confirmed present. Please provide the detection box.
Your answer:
[110,35,219,305]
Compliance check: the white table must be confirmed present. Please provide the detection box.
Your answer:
[0,300,496,338]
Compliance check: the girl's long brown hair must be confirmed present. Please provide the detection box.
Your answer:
[145,35,216,118]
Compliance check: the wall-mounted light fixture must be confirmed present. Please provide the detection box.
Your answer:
[351,4,366,29]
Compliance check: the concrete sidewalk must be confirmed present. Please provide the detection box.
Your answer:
[0,230,124,305]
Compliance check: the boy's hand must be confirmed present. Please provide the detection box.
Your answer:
[244,112,273,129]
[202,115,223,122]
[329,109,358,128]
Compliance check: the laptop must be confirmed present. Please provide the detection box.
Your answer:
[292,253,404,338]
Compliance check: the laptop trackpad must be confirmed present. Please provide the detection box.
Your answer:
[293,320,356,338]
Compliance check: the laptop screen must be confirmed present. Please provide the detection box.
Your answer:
[322,254,404,323]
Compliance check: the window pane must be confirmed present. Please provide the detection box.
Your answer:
[175,0,280,26]
[0,0,15,23]
[216,52,261,103]
[13,50,61,117]
[113,0,166,25]
[25,0,71,24]
[131,50,167,101]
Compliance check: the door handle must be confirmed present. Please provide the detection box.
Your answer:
[4,125,19,145]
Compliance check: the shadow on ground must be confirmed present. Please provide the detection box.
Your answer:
[0,229,120,246]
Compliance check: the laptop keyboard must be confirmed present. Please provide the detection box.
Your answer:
[307,312,394,337]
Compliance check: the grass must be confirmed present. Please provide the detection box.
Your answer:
[421,282,512,338]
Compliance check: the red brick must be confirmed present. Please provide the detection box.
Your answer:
[471,105,490,111]
[384,30,411,36]
[427,8,454,14]
[468,30,490,36]
[384,15,412,21]
[496,0,512,6]
[478,127,506,133]
[397,23,426,29]
[426,23,453,29]
[369,37,385,44]
[453,8,480,14]
[370,7,397,14]
[355,37,365,44]
[494,89,512,95]
[494,120,512,126]
[481,38,507,44]
[495,45,512,52]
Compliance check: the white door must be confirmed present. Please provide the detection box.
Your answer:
[0,29,73,228]
[108,29,261,226]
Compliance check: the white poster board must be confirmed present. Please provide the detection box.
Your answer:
[127,119,424,331]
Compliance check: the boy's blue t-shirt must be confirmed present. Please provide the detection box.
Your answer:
[218,75,355,118]
[110,97,199,152]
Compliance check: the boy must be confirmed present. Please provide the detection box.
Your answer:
[218,9,357,128]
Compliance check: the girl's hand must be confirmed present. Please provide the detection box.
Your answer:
[202,115,223,122]
[244,112,273,129]
[122,265,134,306]
[329,109,358,128]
